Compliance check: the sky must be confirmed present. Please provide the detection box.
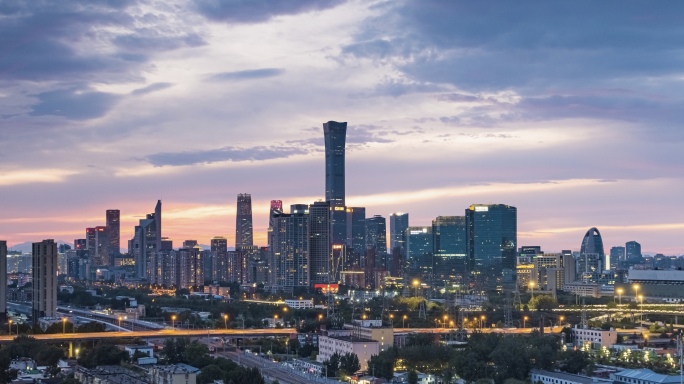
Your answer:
[1,0,683,255]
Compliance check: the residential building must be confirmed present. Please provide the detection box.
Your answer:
[317,335,379,371]
[531,253,575,291]
[345,206,366,270]
[269,204,310,292]
[32,239,58,321]
[309,201,331,286]
[344,319,394,352]
[366,215,387,275]
[570,325,617,348]
[150,364,199,384]
[129,200,162,280]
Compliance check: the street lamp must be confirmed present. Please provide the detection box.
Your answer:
[412,280,420,297]
[224,314,228,329]
[62,318,67,334]
[403,315,407,328]
[523,316,528,329]
[616,287,624,305]
[7,319,11,335]
[632,284,640,303]
[172,315,177,330]
[389,314,394,327]
[559,316,565,327]
[75,348,80,358]
[118,316,122,330]
[480,315,486,329]
[443,315,448,329]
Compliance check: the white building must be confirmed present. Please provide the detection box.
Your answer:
[531,369,611,384]
[344,319,394,353]
[611,369,683,384]
[570,325,618,348]
[285,299,314,309]
[317,335,379,371]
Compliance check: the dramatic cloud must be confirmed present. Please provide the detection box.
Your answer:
[194,0,346,23]
[0,0,682,254]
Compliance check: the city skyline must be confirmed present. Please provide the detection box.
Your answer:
[1,2,683,254]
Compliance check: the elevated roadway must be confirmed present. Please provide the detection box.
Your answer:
[0,326,564,344]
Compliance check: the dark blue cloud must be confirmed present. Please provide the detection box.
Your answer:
[145,145,310,167]
[131,82,174,95]
[31,88,120,120]
[206,68,285,81]
[194,0,345,23]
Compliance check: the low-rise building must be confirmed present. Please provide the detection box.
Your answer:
[150,363,199,384]
[611,369,683,384]
[317,335,379,371]
[285,299,314,309]
[344,319,394,353]
[75,365,148,384]
[570,325,618,348]
[531,369,611,384]
[563,282,600,298]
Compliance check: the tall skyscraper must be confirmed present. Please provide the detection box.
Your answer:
[87,226,109,267]
[309,201,332,285]
[366,215,388,269]
[466,204,517,285]
[324,121,347,207]
[406,226,433,282]
[32,239,58,321]
[345,207,366,269]
[389,213,409,256]
[432,216,467,286]
[106,209,120,257]
[0,240,6,322]
[610,246,625,271]
[129,200,162,279]
[236,193,253,250]
[626,241,642,264]
[211,236,229,283]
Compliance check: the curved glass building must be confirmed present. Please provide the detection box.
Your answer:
[578,227,606,279]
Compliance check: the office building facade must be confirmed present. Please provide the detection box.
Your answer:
[432,216,467,286]
[466,204,517,286]
[406,226,433,282]
[324,121,347,207]
[235,193,253,250]
[269,204,310,291]
[106,209,120,257]
[309,201,332,285]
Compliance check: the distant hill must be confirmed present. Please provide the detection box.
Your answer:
[9,240,71,253]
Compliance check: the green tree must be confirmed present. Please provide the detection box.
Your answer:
[407,370,418,384]
[197,365,224,384]
[35,346,65,367]
[77,322,106,333]
[324,353,341,377]
[77,341,130,368]
[339,352,360,375]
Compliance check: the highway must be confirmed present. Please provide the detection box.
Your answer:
[0,328,298,343]
[0,326,566,344]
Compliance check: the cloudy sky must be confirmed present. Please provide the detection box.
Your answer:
[1,0,683,254]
